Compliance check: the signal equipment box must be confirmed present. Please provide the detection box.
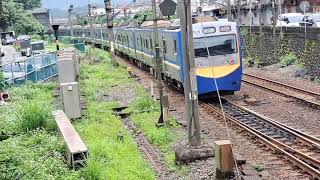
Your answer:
[57,57,77,84]
[61,48,80,78]
[60,82,81,119]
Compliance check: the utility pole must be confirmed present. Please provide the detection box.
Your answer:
[258,0,262,58]
[68,4,74,38]
[227,0,231,21]
[152,0,166,126]
[237,0,241,24]
[104,0,117,66]
[178,0,201,147]
[272,0,277,61]
[88,0,95,48]
[278,0,283,37]
[249,0,252,35]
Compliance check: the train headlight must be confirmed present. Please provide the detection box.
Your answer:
[202,27,216,34]
[220,26,231,32]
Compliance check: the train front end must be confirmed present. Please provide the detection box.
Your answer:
[192,21,242,96]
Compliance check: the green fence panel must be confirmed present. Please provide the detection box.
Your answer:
[73,43,86,52]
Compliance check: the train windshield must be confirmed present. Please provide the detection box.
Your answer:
[194,34,237,58]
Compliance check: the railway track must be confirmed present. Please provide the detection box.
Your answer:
[242,73,320,108]
[203,98,320,178]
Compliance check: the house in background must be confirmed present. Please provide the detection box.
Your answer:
[32,8,51,28]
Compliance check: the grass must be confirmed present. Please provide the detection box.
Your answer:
[0,82,56,134]
[44,42,71,52]
[75,48,155,179]
[252,162,266,172]
[280,52,298,66]
[16,100,55,132]
[0,82,80,179]
[127,85,188,175]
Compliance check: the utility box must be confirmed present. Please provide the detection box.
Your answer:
[57,57,76,84]
[59,52,79,79]
[60,82,81,119]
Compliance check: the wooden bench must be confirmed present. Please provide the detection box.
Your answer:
[52,110,88,169]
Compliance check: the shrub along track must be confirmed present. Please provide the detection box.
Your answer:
[202,98,320,178]
[242,73,320,108]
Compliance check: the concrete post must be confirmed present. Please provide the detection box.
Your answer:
[214,140,234,179]
[178,0,201,147]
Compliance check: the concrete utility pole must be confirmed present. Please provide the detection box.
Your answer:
[178,0,201,147]
[227,0,231,21]
[68,4,74,38]
[152,0,167,126]
[104,0,117,66]
[88,0,95,48]
[272,0,277,60]
[258,0,262,57]
[237,0,241,24]
[278,0,283,37]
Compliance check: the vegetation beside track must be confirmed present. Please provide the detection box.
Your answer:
[0,82,80,179]
[75,48,155,179]
[127,89,188,175]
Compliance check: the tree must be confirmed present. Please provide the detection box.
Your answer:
[14,0,41,10]
[0,0,45,34]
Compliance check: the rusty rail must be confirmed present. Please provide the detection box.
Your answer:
[203,99,320,178]
[242,73,320,108]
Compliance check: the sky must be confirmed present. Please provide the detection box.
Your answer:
[41,0,129,9]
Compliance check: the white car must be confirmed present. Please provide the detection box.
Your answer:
[309,13,320,27]
[276,13,304,27]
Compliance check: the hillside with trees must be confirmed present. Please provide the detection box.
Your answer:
[0,0,46,35]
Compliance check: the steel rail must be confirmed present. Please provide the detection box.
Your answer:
[226,99,320,148]
[203,100,320,178]
[242,73,320,107]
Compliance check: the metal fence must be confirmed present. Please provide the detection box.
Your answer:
[1,52,58,85]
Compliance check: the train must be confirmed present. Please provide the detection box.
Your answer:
[58,20,242,96]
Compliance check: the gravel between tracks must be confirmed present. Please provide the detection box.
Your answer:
[244,65,320,94]
[115,56,311,179]
[241,66,320,136]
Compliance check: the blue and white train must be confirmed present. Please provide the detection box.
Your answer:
[59,20,242,96]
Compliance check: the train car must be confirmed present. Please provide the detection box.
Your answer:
[76,20,242,96]
[192,21,242,95]
[113,21,241,96]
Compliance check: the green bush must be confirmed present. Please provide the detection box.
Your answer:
[17,101,55,132]
[253,163,266,172]
[0,72,8,91]
[280,52,297,66]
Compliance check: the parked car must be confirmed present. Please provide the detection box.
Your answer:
[276,13,304,27]
[20,40,31,57]
[17,35,31,41]
[2,36,16,45]
[299,15,313,27]
[31,41,45,55]
[308,13,320,27]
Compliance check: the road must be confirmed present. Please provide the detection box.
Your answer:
[0,45,25,65]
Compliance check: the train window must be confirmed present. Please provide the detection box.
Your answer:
[137,37,140,47]
[163,39,167,54]
[126,35,129,44]
[150,38,153,49]
[145,39,149,49]
[174,40,177,54]
[118,35,121,42]
[140,37,143,48]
